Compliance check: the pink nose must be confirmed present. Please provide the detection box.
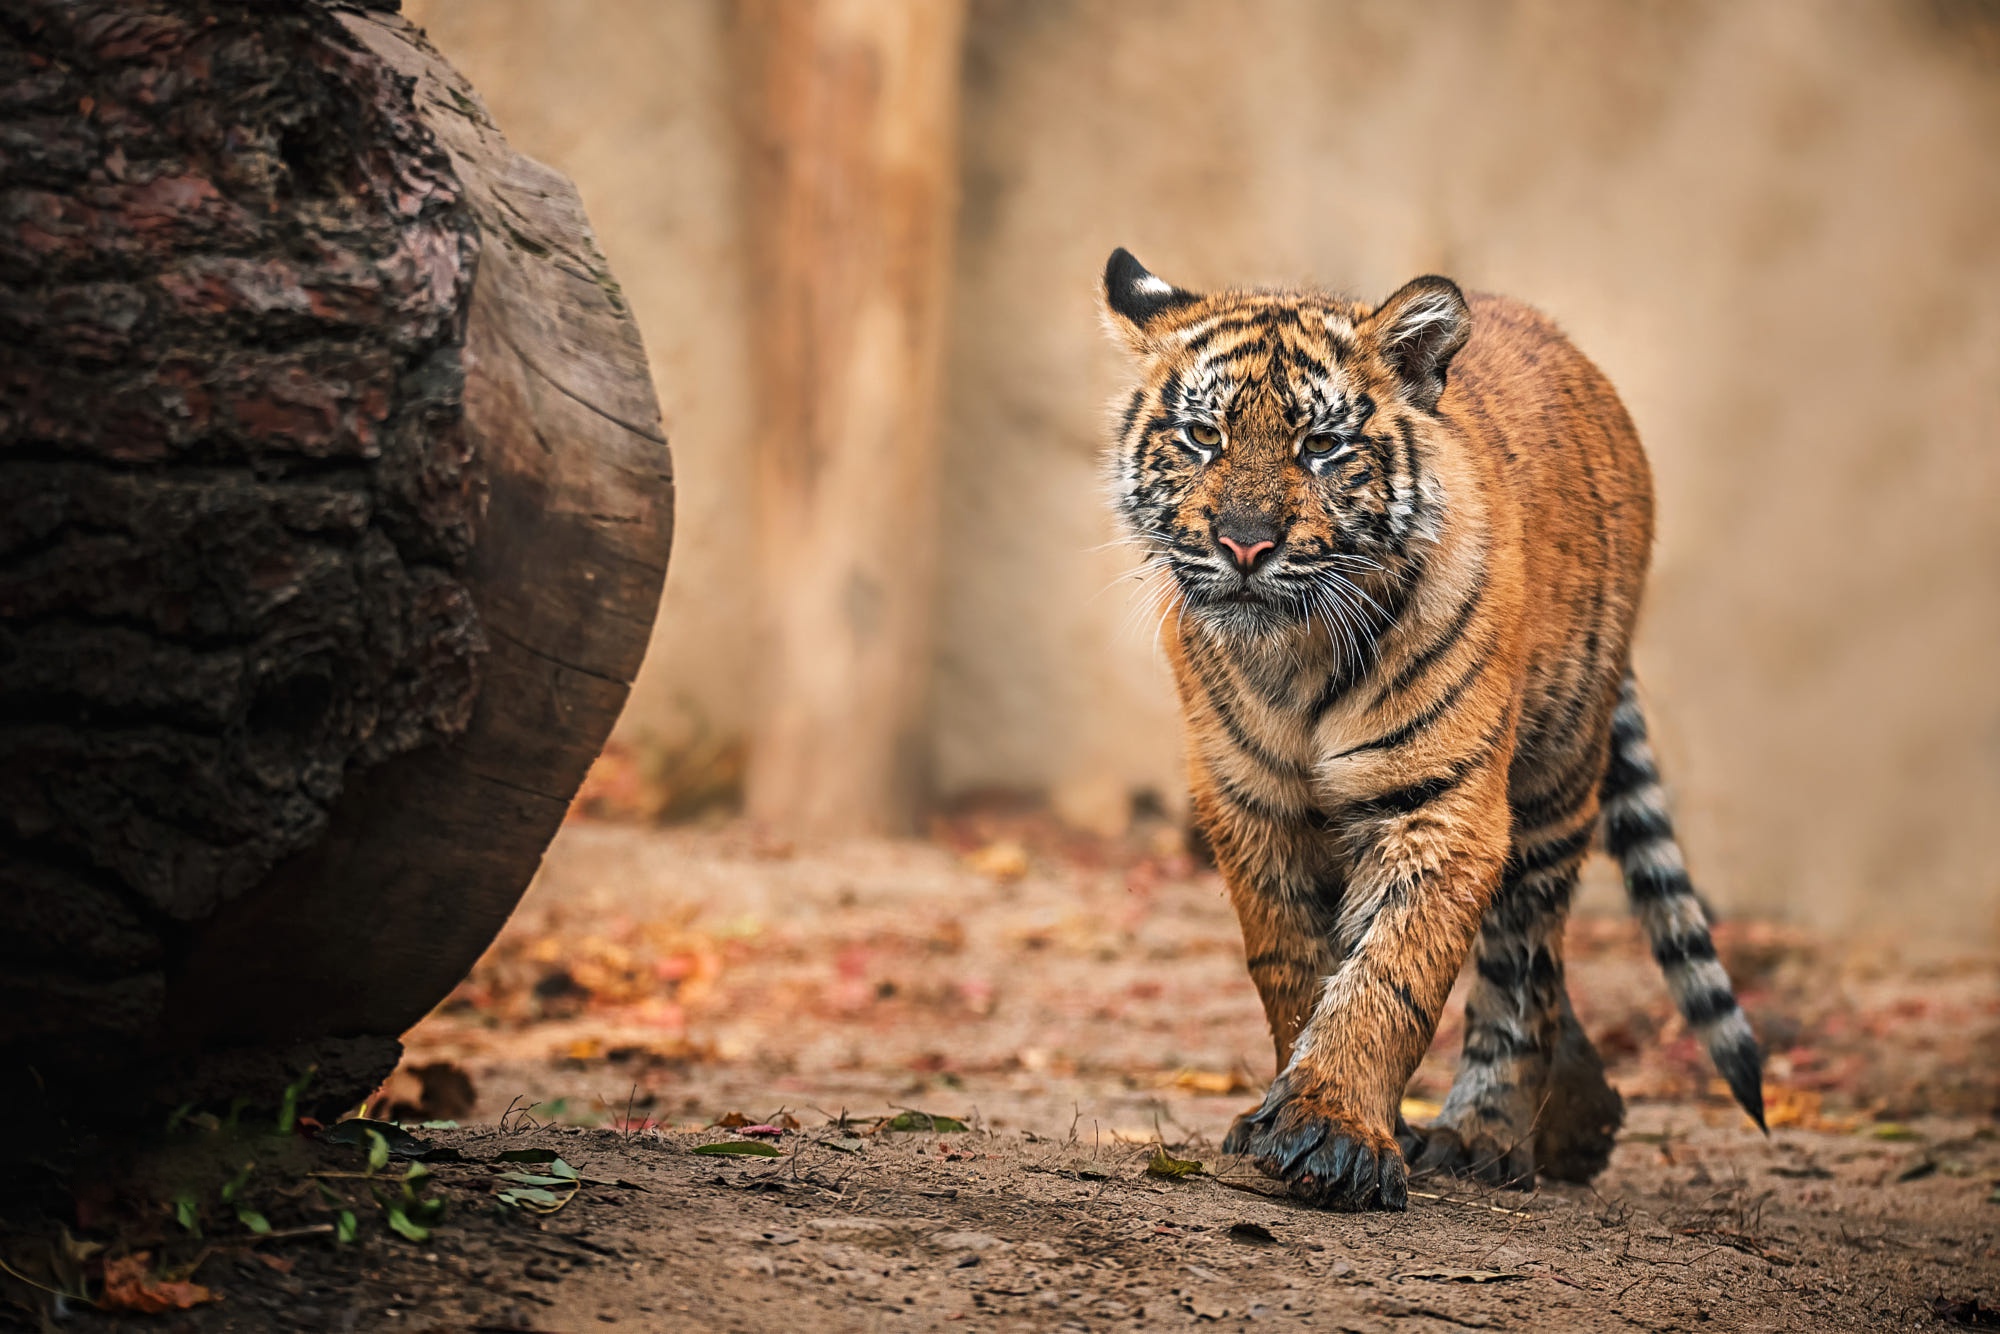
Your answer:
[1217,536,1275,570]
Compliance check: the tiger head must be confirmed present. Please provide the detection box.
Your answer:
[1100,248,1470,641]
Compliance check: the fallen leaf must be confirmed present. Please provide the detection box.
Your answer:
[882,1110,970,1133]
[1868,1122,1923,1142]
[1391,1268,1527,1284]
[738,1124,785,1138]
[692,1141,782,1157]
[820,1136,866,1154]
[496,1186,575,1215]
[1227,1222,1276,1245]
[1170,1069,1253,1096]
[714,1111,751,1128]
[1146,1148,1205,1179]
[99,1253,214,1314]
[965,840,1030,882]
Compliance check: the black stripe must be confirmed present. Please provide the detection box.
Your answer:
[1599,741,1655,802]
[1244,951,1316,974]
[1680,986,1740,1028]
[1651,930,1718,970]
[1380,565,1486,701]
[1604,802,1673,859]
[1510,753,1601,832]
[1476,950,1527,992]
[1351,770,1463,819]
[1118,388,1145,442]
[1623,861,1693,904]
[1463,1029,1539,1062]
[1390,980,1430,1031]
[1182,313,1268,354]
[1509,822,1594,877]
[1185,639,1311,781]
[1336,646,1489,758]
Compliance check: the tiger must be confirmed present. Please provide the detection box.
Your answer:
[1098,248,1763,1210]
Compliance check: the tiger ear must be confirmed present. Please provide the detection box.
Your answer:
[1100,248,1199,353]
[1363,275,1470,411]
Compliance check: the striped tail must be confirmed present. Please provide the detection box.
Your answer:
[1601,673,1766,1131]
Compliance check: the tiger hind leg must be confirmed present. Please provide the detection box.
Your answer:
[1401,817,1605,1188]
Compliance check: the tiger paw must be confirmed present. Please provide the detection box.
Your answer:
[1402,1116,1537,1190]
[1222,1073,1407,1211]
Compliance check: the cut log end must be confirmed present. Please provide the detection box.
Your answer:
[0,1,671,1120]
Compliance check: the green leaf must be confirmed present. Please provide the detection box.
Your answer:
[882,1111,970,1133]
[366,1129,391,1175]
[402,1162,432,1185]
[691,1141,782,1157]
[418,1119,459,1130]
[335,1210,358,1245]
[172,1192,200,1236]
[546,1158,578,1180]
[495,1148,559,1164]
[495,1171,574,1187]
[1145,1147,1205,1179]
[277,1065,316,1136]
[497,1185,576,1215]
[220,1160,254,1203]
[1869,1123,1923,1142]
[384,1200,430,1243]
[236,1208,272,1236]
[411,1196,447,1225]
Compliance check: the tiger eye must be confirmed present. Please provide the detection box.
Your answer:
[1189,422,1223,448]
[1302,434,1339,455]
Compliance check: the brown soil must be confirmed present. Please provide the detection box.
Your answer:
[9,816,1998,1332]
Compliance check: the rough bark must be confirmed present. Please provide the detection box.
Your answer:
[0,0,671,1117]
[734,0,964,836]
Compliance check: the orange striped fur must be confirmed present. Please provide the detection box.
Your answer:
[1100,250,1761,1210]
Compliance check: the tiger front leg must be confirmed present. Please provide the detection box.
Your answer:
[1225,801,1505,1211]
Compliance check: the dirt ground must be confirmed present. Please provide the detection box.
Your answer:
[8,812,1998,1332]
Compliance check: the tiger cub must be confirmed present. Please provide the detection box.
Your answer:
[1099,249,1763,1210]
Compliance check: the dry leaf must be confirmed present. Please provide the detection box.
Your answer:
[964,840,1029,882]
[100,1253,214,1314]
[1169,1069,1252,1096]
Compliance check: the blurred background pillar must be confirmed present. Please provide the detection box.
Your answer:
[731,0,966,836]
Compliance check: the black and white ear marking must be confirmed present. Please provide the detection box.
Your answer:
[1365,275,1471,412]
[1101,248,1199,349]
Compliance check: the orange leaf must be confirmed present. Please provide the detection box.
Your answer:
[100,1252,215,1314]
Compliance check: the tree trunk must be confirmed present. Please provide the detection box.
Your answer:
[733,0,965,837]
[0,0,672,1117]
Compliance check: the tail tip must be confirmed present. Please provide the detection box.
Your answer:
[1715,1039,1766,1133]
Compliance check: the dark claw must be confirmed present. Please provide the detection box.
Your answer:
[1222,1081,1408,1212]
[1342,1144,1378,1202]
[1379,1153,1410,1210]
[1276,1123,1327,1176]
[1405,1119,1537,1190]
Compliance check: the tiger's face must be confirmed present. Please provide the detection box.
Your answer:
[1101,249,1470,640]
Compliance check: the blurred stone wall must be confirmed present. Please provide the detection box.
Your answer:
[406,0,2000,947]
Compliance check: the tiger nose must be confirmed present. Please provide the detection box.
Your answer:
[1216,525,1280,571]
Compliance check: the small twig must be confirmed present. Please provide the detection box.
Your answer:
[239,1224,337,1245]
[0,1253,85,1302]
[1408,1189,1530,1217]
